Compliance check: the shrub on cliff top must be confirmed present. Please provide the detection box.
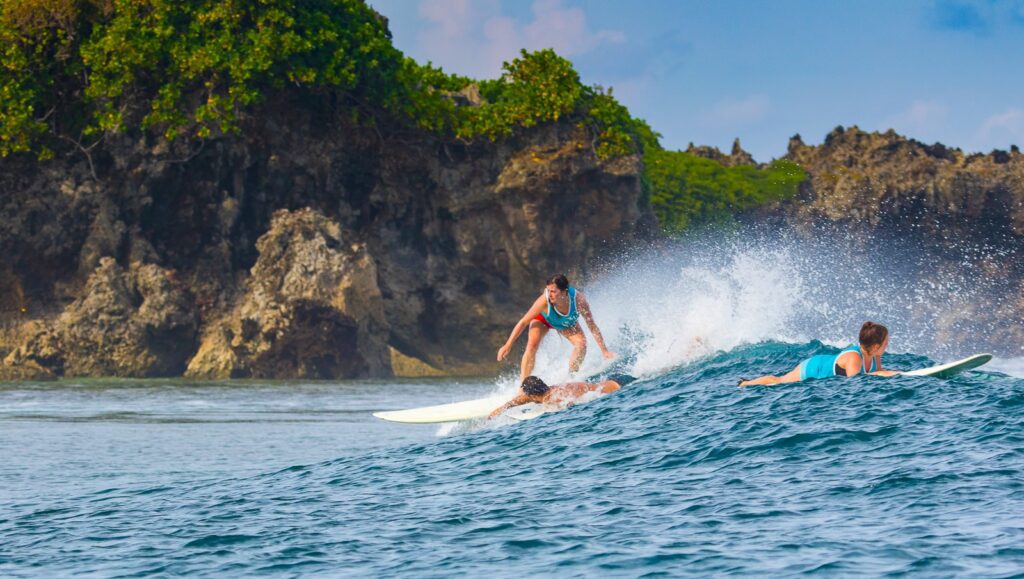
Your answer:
[447,49,651,159]
[0,0,107,158]
[82,0,409,139]
[458,49,581,139]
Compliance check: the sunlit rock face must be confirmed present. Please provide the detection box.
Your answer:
[4,258,196,378]
[185,208,389,380]
[767,126,1024,239]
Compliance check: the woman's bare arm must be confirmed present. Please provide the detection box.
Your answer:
[577,293,615,358]
[867,354,900,376]
[849,353,900,376]
[497,295,547,361]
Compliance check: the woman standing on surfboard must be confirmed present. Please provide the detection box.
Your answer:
[497,274,616,385]
[739,321,901,386]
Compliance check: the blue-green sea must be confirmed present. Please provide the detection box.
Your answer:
[2,346,1023,576]
[3,234,1023,576]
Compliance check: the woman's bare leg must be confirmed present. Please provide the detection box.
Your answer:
[561,326,587,375]
[739,365,803,387]
[520,321,549,384]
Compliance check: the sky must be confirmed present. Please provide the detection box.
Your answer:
[367,0,1024,162]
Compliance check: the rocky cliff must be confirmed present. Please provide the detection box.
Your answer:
[0,93,653,380]
[685,138,757,168]
[775,126,1024,241]
[4,116,1022,380]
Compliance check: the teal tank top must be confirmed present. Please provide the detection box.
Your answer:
[836,344,877,374]
[800,344,877,380]
[542,287,579,330]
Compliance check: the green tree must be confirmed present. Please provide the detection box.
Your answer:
[644,150,806,233]
[79,0,407,139]
[0,2,647,160]
[0,0,102,158]
[456,48,582,140]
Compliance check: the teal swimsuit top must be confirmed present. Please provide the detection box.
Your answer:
[834,344,877,376]
[542,287,579,330]
[800,344,878,380]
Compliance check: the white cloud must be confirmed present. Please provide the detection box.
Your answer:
[882,100,949,137]
[415,0,624,78]
[418,0,476,38]
[523,0,626,56]
[703,95,770,127]
[963,108,1024,152]
[979,108,1024,137]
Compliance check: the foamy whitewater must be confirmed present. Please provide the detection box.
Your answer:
[520,227,1022,385]
[2,226,1022,576]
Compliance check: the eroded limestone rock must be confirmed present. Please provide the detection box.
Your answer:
[185,208,390,379]
[4,258,196,377]
[779,125,1024,237]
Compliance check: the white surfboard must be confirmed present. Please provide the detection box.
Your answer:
[902,353,992,378]
[375,361,637,424]
[373,395,509,424]
[372,395,552,423]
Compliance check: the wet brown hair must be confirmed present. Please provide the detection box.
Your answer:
[859,321,889,348]
[546,274,569,290]
[521,376,550,397]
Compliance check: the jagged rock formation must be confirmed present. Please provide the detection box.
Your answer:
[185,208,389,379]
[0,93,653,380]
[685,138,756,167]
[3,112,1022,378]
[5,258,196,377]
[773,126,1024,240]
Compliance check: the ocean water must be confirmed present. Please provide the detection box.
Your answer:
[2,230,1023,576]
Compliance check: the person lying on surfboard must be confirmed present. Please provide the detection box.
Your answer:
[739,321,901,387]
[488,374,631,418]
[496,273,616,386]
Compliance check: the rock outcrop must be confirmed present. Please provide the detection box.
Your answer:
[771,126,1024,241]
[758,126,1024,355]
[4,258,196,377]
[685,138,757,167]
[185,208,389,379]
[4,109,1021,379]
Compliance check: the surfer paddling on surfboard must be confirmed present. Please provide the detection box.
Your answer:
[489,375,631,418]
[739,321,901,386]
[497,274,616,385]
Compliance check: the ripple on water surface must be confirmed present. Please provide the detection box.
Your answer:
[1,347,1023,575]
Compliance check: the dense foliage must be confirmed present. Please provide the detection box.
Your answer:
[459,49,581,139]
[644,150,806,233]
[0,0,100,158]
[1,0,415,155]
[0,2,641,157]
[0,0,804,232]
